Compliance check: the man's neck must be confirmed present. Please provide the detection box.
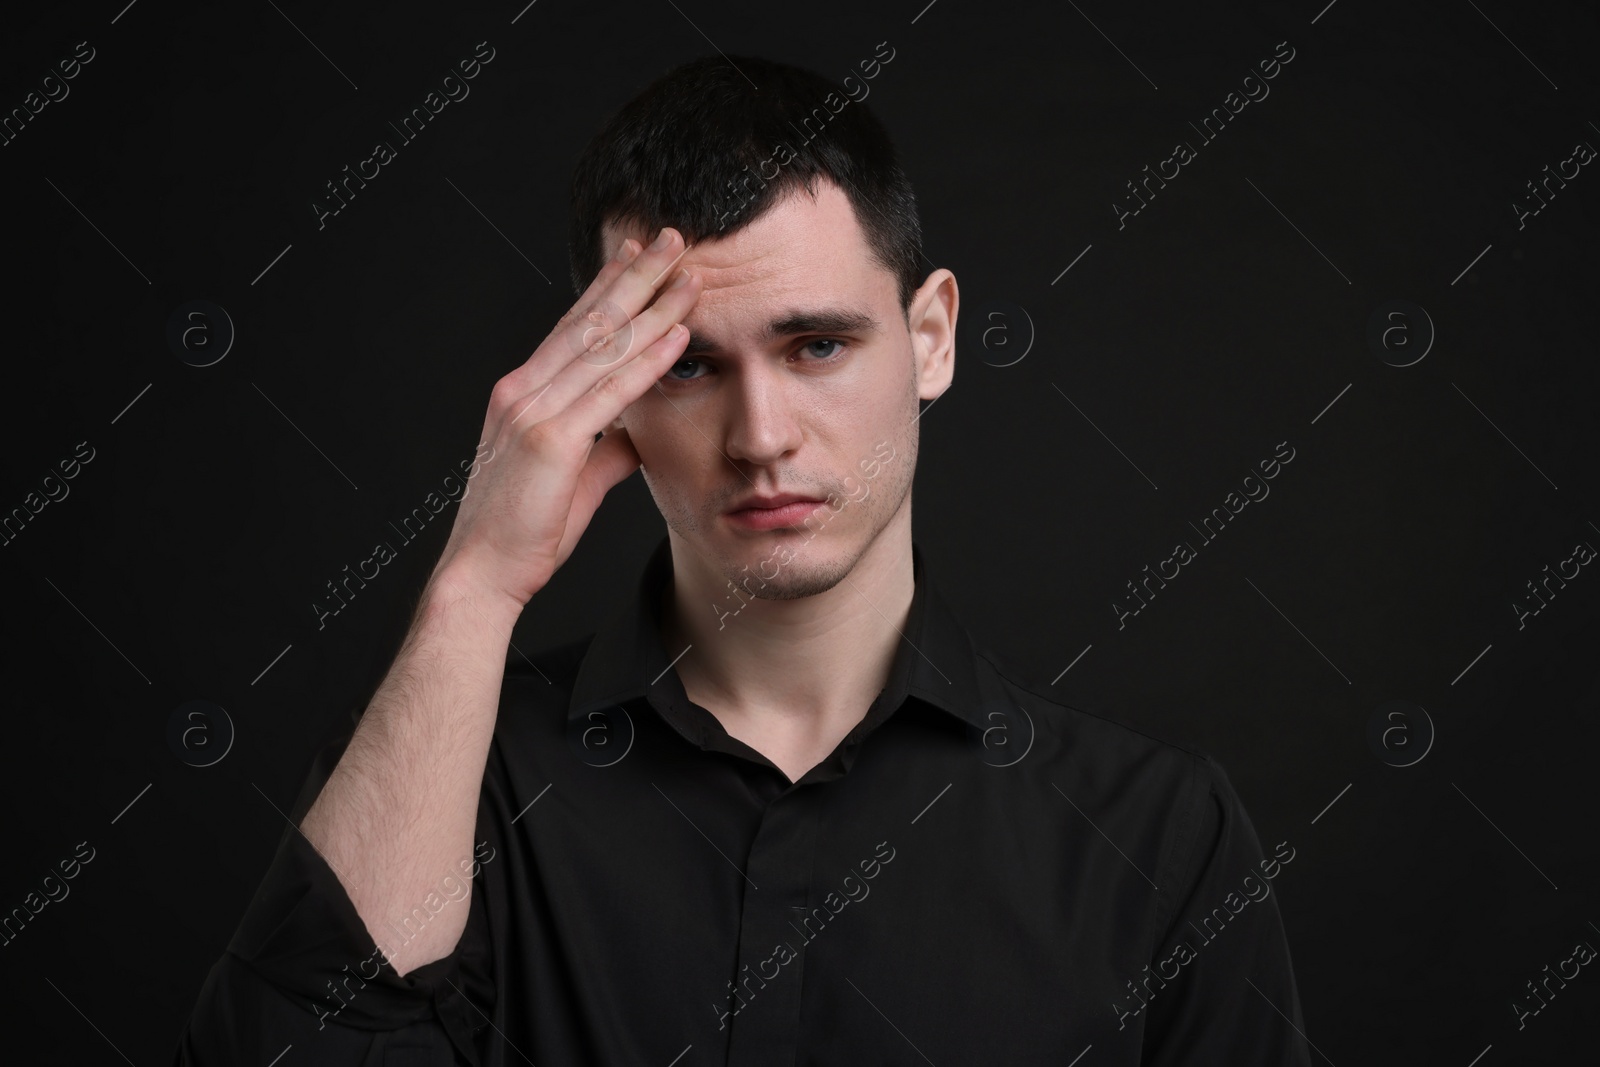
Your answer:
[660,513,916,760]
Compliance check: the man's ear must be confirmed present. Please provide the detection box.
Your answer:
[908,268,957,400]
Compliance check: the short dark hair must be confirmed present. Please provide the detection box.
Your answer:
[567,54,923,315]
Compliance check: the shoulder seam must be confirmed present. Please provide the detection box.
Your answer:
[1150,751,1212,945]
[973,646,1215,760]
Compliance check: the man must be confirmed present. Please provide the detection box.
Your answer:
[176,53,1312,1065]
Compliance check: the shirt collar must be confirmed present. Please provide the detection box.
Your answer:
[567,534,989,732]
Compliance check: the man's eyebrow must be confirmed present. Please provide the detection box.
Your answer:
[680,308,882,357]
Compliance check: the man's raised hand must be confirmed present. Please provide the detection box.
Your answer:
[433,227,703,613]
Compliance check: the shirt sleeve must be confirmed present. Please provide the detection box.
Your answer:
[172,725,496,1066]
[1138,754,1314,1066]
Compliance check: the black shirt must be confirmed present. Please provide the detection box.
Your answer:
[175,535,1313,1065]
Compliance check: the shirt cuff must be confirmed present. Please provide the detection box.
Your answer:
[225,825,462,1031]
[223,725,470,1034]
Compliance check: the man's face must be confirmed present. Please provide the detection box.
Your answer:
[601,178,956,600]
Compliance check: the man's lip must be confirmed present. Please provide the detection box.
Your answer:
[727,493,825,513]
[723,499,826,531]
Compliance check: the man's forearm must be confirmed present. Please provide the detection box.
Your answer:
[299,563,523,976]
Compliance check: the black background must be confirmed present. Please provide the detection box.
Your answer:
[2,0,1597,1063]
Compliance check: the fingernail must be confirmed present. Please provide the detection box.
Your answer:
[650,228,674,252]
[670,267,692,289]
[613,239,636,263]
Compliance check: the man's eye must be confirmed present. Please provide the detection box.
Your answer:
[663,358,706,382]
[661,340,847,386]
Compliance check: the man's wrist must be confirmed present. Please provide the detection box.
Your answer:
[420,561,528,634]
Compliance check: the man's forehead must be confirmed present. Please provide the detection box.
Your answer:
[600,181,883,298]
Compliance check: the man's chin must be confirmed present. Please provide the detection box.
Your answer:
[729,569,845,602]
[716,534,848,601]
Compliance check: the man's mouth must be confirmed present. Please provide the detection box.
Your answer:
[724,493,828,531]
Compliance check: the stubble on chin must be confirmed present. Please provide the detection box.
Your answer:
[729,547,854,601]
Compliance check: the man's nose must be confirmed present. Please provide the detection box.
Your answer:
[722,364,804,466]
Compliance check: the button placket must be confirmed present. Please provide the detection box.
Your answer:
[722,793,818,1066]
